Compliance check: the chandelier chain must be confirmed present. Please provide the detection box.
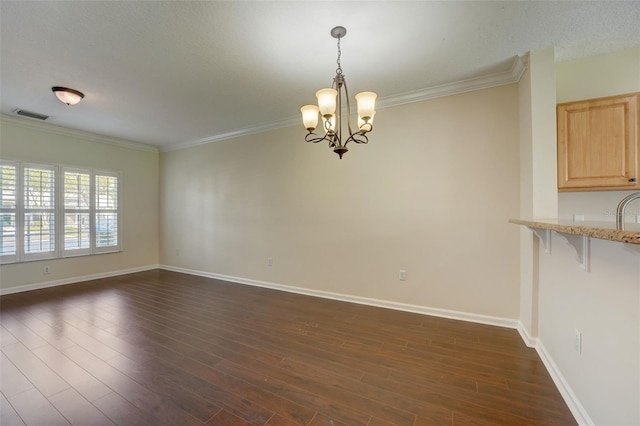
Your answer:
[335,36,343,75]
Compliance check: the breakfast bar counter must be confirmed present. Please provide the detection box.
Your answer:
[509,218,640,245]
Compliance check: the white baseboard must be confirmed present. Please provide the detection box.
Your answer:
[159,264,519,330]
[534,340,594,426]
[0,264,160,296]
[516,321,537,348]
[517,321,593,426]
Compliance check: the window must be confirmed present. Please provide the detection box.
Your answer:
[0,162,17,262]
[64,169,91,255]
[95,173,119,252]
[0,160,121,264]
[23,164,56,260]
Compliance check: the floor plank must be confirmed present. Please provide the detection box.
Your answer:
[7,388,70,426]
[1,392,26,426]
[0,270,576,425]
[0,353,34,398]
[48,387,115,426]
[31,344,113,403]
[2,342,70,397]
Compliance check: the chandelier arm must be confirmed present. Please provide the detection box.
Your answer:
[323,118,338,148]
[306,132,338,148]
[345,131,369,145]
[305,132,331,145]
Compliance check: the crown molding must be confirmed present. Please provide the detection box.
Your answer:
[162,116,300,152]
[512,53,529,79]
[162,55,528,153]
[0,114,159,153]
[3,56,528,155]
[378,54,528,109]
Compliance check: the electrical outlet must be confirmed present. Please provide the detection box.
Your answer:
[574,329,582,355]
[44,266,50,274]
[399,270,407,281]
[573,214,585,222]
[268,257,273,266]
[176,248,180,257]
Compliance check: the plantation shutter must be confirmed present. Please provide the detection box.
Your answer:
[95,172,121,253]
[23,164,56,261]
[63,169,91,256]
[0,161,17,263]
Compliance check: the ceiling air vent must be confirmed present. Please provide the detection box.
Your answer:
[15,109,49,120]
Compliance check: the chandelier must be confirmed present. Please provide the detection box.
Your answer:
[300,26,377,159]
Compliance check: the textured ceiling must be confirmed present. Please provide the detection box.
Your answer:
[1,1,639,151]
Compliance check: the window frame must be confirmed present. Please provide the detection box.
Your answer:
[62,167,92,258]
[0,160,18,264]
[94,170,122,255]
[22,162,57,262]
[0,159,122,264]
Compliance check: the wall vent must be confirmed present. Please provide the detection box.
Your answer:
[15,109,49,120]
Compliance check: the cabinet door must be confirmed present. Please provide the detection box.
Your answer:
[557,93,638,191]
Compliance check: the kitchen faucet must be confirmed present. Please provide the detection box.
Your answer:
[616,192,640,229]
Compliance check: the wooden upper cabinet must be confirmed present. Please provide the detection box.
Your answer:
[557,92,639,191]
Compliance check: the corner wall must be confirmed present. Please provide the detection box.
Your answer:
[160,84,521,320]
[0,118,160,293]
[518,47,559,340]
[528,46,640,425]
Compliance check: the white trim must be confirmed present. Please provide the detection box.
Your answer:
[0,114,158,153]
[377,55,528,110]
[0,264,159,296]
[161,55,529,152]
[158,264,519,329]
[534,340,594,426]
[511,53,529,82]
[163,117,300,153]
[517,321,593,425]
[517,320,538,348]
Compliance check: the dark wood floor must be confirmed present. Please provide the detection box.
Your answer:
[0,269,575,426]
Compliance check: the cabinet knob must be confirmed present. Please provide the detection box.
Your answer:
[630,178,637,182]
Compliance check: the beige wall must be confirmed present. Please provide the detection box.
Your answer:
[529,46,640,424]
[160,84,521,319]
[556,46,640,104]
[518,58,536,336]
[539,237,639,425]
[530,48,559,219]
[518,48,559,339]
[0,118,160,292]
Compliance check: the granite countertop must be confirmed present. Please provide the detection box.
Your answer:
[509,219,640,245]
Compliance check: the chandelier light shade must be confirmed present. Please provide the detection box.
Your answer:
[316,88,338,116]
[301,105,320,130]
[300,26,377,159]
[52,86,84,106]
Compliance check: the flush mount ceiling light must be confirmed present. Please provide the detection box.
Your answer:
[52,86,84,106]
[300,26,377,159]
